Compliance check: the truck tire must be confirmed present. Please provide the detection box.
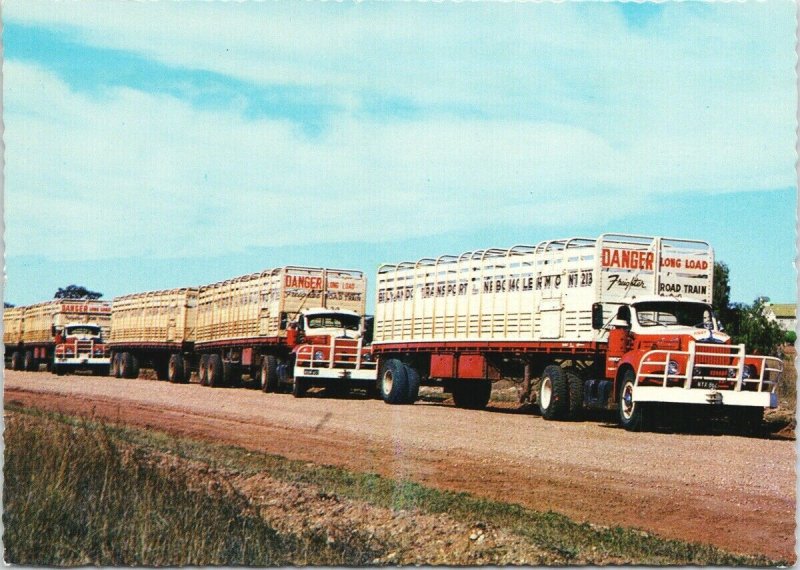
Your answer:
[54,364,66,376]
[380,359,411,405]
[121,352,140,379]
[168,354,185,383]
[292,376,309,398]
[110,353,120,378]
[119,352,131,378]
[618,369,645,431]
[565,368,585,420]
[405,364,421,403]
[538,365,569,420]
[261,356,278,393]
[198,354,209,386]
[207,354,223,387]
[24,350,37,372]
[10,351,22,371]
[452,379,492,410]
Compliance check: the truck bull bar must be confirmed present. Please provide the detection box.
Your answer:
[633,341,782,408]
[294,338,377,381]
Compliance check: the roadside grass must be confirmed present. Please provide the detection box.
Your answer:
[3,409,381,566]
[4,403,784,566]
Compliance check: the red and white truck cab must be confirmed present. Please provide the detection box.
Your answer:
[53,323,111,376]
[600,296,782,429]
[291,308,376,396]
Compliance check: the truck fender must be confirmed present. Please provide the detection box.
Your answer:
[614,361,638,402]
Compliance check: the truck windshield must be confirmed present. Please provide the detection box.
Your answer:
[306,314,361,331]
[66,326,101,337]
[634,302,714,328]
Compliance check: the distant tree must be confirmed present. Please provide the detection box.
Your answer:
[713,261,737,331]
[725,298,785,356]
[54,285,103,300]
[4,302,15,308]
[712,262,731,314]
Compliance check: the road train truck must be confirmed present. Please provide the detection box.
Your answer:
[3,300,112,375]
[108,266,376,395]
[370,233,783,430]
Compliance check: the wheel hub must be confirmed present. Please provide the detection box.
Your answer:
[540,377,552,409]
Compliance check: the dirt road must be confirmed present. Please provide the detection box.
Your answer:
[4,370,795,560]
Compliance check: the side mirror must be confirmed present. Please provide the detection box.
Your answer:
[279,312,288,330]
[591,303,604,330]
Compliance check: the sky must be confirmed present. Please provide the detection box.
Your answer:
[3,0,797,311]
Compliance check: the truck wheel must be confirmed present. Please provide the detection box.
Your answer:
[565,368,585,420]
[110,353,120,378]
[54,364,66,376]
[10,351,22,371]
[122,352,140,379]
[261,356,278,393]
[618,370,644,431]
[452,380,491,410]
[207,354,223,387]
[405,364,421,403]
[198,354,209,386]
[538,365,569,420]
[168,354,185,383]
[119,352,130,378]
[24,350,37,372]
[292,376,309,398]
[380,359,410,405]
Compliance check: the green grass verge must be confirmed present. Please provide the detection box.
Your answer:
[3,408,381,566]
[4,403,784,566]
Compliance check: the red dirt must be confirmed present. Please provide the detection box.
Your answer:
[4,370,796,561]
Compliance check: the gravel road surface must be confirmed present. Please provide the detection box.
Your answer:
[4,370,795,560]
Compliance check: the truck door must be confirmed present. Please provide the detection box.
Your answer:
[539,273,563,339]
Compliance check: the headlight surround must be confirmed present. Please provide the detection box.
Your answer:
[667,360,680,376]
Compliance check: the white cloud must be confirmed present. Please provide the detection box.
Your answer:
[3,2,796,261]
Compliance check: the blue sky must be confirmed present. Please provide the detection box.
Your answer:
[4,1,797,310]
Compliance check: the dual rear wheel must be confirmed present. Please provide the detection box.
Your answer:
[538,365,584,421]
[379,359,420,405]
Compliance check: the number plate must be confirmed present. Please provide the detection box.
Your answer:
[304,369,319,376]
[693,380,717,389]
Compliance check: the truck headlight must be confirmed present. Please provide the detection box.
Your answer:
[667,360,679,375]
[363,353,372,362]
[314,350,324,361]
[742,364,756,380]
